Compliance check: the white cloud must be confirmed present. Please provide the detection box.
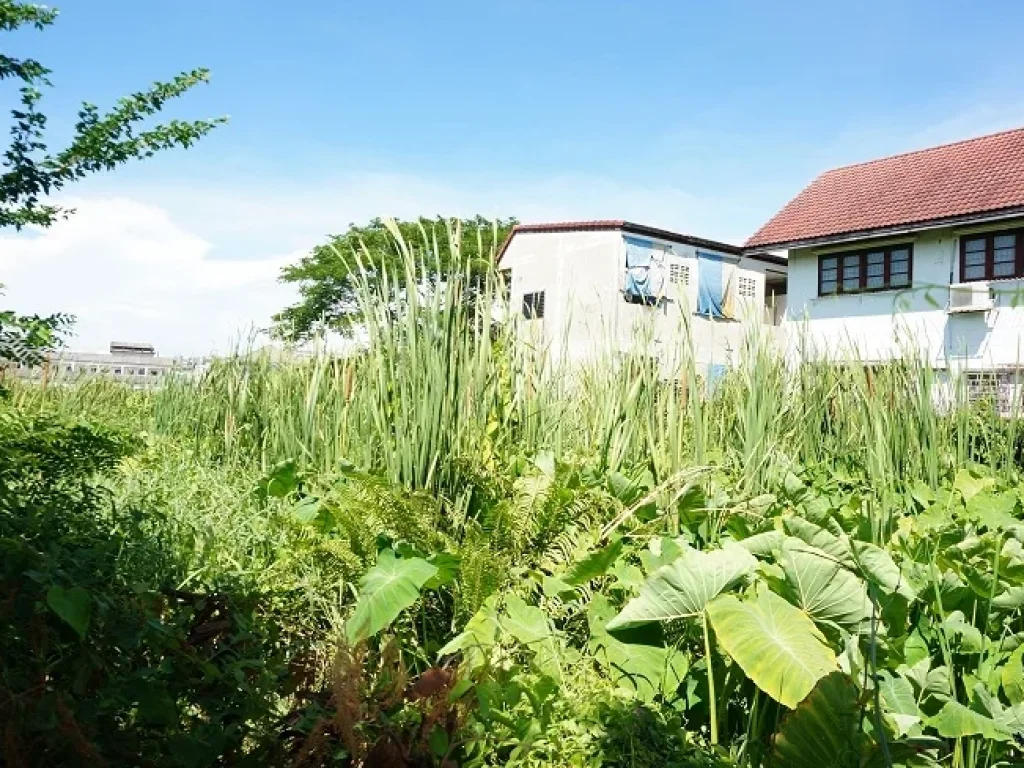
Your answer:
[1,197,298,356]
[0,171,753,356]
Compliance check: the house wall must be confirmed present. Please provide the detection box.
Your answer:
[500,229,782,369]
[783,218,1024,369]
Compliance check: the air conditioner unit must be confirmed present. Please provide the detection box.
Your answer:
[948,282,993,314]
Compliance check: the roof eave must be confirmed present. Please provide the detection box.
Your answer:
[744,205,1024,253]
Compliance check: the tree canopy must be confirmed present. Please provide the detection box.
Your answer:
[0,0,225,363]
[274,216,517,341]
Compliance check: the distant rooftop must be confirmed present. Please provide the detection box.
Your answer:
[746,126,1024,249]
[109,341,156,356]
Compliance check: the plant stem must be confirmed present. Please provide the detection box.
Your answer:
[703,608,718,746]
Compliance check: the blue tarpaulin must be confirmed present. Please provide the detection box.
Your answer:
[696,250,725,318]
[623,236,664,303]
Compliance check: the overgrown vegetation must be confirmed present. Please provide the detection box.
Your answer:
[6,220,1024,766]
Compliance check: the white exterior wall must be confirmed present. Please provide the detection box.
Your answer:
[783,218,1024,370]
[500,229,784,369]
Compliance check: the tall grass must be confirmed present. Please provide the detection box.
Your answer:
[140,219,1022,512]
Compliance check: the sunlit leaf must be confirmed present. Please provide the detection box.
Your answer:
[707,590,837,708]
[608,543,756,629]
[780,539,872,633]
[345,550,437,644]
[925,700,1013,741]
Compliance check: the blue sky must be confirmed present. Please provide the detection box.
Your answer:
[4,1,1024,353]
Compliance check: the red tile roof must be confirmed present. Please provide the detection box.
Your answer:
[745,127,1024,249]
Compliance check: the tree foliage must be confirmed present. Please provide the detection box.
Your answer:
[273,215,516,340]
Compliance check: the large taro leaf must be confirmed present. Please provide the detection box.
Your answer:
[587,594,688,702]
[780,539,872,633]
[925,700,1013,741]
[851,540,918,601]
[707,590,837,708]
[607,543,756,629]
[783,517,854,567]
[345,550,438,644]
[771,671,860,768]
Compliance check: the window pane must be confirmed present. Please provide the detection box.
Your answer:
[866,274,885,289]
[994,260,1015,278]
[889,248,910,261]
[821,256,838,270]
[995,234,1016,249]
[819,279,838,294]
[889,259,909,274]
[890,272,909,287]
[994,246,1015,264]
[843,263,860,279]
[965,250,987,267]
[964,264,986,280]
[965,237,986,253]
[867,262,884,277]
[866,251,884,265]
[842,276,860,291]
[821,267,838,281]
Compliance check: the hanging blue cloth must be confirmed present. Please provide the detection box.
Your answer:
[623,236,664,303]
[696,250,725,318]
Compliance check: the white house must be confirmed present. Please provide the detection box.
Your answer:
[497,220,787,371]
[745,126,1024,408]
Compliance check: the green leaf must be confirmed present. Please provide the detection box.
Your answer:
[851,540,917,600]
[423,552,460,590]
[503,595,561,677]
[772,672,860,768]
[438,596,499,671]
[345,550,437,644]
[46,585,92,639]
[587,594,688,702]
[780,539,872,632]
[783,517,853,567]
[1003,645,1024,705]
[428,726,449,757]
[707,590,837,708]
[967,489,1020,531]
[879,673,923,736]
[925,700,1013,741]
[564,539,623,586]
[608,543,756,629]
[954,470,993,504]
[738,529,785,557]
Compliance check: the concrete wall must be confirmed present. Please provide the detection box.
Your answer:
[500,229,783,369]
[783,218,1024,370]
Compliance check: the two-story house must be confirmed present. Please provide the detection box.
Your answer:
[746,127,1024,406]
[497,220,787,371]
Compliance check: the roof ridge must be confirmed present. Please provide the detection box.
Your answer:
[823,124,1024,175]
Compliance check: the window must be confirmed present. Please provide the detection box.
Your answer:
[113,367,122,375]
[966,371,1023,416]
[669,262,690,285]
[737,275,757,298]
[960,228,1024,282]
[818,244,913,296]
[150,369,159,377]
[522,291,545,319]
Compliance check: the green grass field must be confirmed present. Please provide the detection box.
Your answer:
[5,224,1024,767]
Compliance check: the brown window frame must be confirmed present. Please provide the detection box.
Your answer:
[817,243,914,297]
[959,227,1024,283]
